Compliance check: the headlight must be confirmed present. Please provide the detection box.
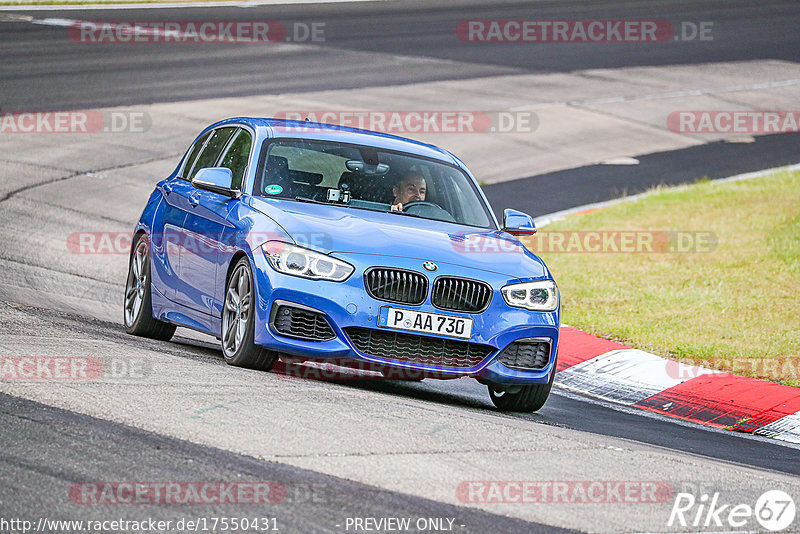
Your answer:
[501,279,558,311]
[262,241,353,282]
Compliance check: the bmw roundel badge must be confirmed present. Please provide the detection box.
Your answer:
[423,261,438,272]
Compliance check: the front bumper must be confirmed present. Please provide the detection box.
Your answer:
[250,251,560,385]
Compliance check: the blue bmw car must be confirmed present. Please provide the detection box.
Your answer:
[124,118,560,412]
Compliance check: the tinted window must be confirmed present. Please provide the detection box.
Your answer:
[255,139,493,229]
[219,129,252,190]
[188,127,237,181]
[180,131,211,180]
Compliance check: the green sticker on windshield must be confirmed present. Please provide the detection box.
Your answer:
[265,184,283,195]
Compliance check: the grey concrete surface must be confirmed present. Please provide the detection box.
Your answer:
[1,304,798,533]
[1,392,566,534]
[3,61,799,185]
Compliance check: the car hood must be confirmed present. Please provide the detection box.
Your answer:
[249,197,549,279]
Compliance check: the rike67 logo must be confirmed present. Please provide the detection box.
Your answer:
[669,490,796,531]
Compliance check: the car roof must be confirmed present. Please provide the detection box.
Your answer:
[208,117,461,167]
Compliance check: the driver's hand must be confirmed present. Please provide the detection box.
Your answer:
[391,203,403,212]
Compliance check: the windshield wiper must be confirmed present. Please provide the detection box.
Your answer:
[293,196,327,205]
[293,196,354,208]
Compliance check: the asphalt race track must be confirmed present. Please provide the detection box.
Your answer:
[1,1,799,533]
[483,132,800,221]
[2,0,800,110]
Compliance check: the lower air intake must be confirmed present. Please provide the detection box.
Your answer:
[496,338,551,370]
[344,327,493,370]
[271,303,335,342]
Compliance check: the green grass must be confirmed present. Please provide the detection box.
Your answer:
[522,169,800,387]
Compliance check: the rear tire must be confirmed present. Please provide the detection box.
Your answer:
[221,257,276,371]
[124,233,176,341]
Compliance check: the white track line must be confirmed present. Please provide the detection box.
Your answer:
[512,79,800,111]
[540,161,800,444]
[0,0,393,11]
[534,162,800,228]
[756,413,800,443]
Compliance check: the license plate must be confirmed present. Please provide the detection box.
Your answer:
[378,307,473,339]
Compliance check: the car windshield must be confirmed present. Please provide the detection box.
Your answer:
[254,138,495,229]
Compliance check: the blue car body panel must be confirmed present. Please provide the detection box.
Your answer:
[133,118,560,386]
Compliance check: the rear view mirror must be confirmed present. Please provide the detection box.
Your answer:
[192,167,240,198]
[502,208,536,236]
[345,160,390,175]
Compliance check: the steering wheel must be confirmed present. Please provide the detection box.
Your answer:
[402,201,440,212]
[402,201,456,222]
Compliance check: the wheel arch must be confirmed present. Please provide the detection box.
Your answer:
[226,250,251,283]
[130,229,148,258]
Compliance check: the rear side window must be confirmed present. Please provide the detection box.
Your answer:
[179,131,211,180]
[187,127,237,181]
[219,129,252,191]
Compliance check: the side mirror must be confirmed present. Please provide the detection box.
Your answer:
[502,208,536,236]
[192,167,240,199]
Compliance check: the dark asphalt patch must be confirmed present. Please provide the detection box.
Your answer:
[0,393,577,534]
[484,132,800,220]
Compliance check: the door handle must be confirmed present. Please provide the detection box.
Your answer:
[189,193,200,207]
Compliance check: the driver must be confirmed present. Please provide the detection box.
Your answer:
[390,173,426,212]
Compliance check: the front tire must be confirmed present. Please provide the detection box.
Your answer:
[221,257,276,371]
[488,382,552,412]
[124,233,176,341]
[488,357,557,413]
